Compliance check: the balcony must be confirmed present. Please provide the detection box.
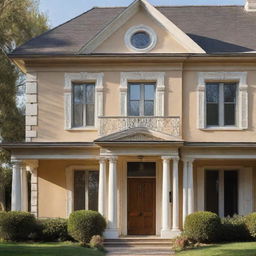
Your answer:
[98,116,181,138]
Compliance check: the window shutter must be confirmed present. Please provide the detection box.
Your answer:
[198,84,206,129]
[238,84,248,129]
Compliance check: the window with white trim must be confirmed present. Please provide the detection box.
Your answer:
[198,72,248,130]
[74,170,99,211]
[128,83,155,116]
[206,82,237,127]
[72,83,95,127]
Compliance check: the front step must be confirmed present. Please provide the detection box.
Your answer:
[104,238,174,255]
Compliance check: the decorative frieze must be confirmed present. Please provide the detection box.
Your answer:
[99,116,180,137]
[25,73,38,142]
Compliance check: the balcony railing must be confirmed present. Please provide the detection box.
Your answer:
[98,116,180,138]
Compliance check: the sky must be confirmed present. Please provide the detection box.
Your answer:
[39,0,245,28]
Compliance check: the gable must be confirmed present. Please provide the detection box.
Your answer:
[80,0,205,54]
[93,7,189,54]
[95,127,182,143]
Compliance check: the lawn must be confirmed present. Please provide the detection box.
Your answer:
[176,242,256,256]
[0,242,105,256]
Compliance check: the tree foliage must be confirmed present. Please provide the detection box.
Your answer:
[0,0,49,209]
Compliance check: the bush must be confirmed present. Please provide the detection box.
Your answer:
[184,211,221,243]
[246,213,256,239]
[36,218,70,242]
[89,235,104,250]
[0,211,36,241]
[173,235,190,251]
[221,215,250,242]
[68,210,106,244]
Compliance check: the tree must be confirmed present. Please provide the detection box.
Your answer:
[0,0,49,210]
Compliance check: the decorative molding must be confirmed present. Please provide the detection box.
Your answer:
[98,117,180,139]
[64,72,104,129]
[25,73,38,142]
[124,24,157,52]
[120,72,165,116]
[197,72,248,130]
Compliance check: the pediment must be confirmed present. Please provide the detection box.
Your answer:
[79,0,205,54]
[95,127,181,143]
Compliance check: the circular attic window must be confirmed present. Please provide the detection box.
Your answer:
[125,25,157,52]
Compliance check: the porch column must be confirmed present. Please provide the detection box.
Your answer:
[187,159,195,215]
[26,160,39,217]
[98,158,107,216]
[172,157,180,234]
[105,156,119,238]
[182,159,188,225]
[11,160,22,211]
[161,156,171,237]
[21,166,28,211]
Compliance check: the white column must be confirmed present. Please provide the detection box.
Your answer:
[98,158,107,216]
[172,157,180,233]
[161,156,171,237]
[187,159,194,215]
[182,159,188,225]
[21,167,28,211]
[104,156,119,239]
[11,160,22,211]
[26,160,39,217]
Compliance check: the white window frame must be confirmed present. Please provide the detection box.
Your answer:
[120,72,165,116]
[198,72,248,130]
[65,165,99,217]
[64,72,104,130]
[124,25,157,53]
[197,166,253,217]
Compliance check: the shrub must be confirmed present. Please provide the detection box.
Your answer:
[221,215,250,242]
[0,211,36,241]
[68,210,106,244]
[246,213,256,239]
[173,235,190,251]
[37,218,70,242]
[184,211,221,243]
[89,235,104,250]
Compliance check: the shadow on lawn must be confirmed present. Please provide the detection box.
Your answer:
[0,243,103,256]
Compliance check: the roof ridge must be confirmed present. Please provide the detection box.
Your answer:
[92,5,244,9]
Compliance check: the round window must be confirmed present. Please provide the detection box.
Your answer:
[125,25,157,52]
[130,31,151,49]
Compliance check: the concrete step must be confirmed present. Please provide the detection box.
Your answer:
[104,242,172,248]
[105,247,174,255]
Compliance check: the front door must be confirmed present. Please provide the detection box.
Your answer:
[127,178,156,235]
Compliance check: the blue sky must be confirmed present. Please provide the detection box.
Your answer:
[39,0,245,28]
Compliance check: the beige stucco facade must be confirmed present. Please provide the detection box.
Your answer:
[6,0,256,239]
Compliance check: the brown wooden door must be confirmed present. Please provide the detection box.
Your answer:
[127,178,156,235]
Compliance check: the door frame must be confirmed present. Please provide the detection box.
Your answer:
[127,177,156,235]
[120,158,161,236]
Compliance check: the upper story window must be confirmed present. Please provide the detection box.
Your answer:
[72,83,95,127]
[128,83,155,116]
[206,82,237,127]
[198,72,248,130]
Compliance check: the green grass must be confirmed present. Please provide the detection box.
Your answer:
[176,242,256,256]
[0,242,105,256]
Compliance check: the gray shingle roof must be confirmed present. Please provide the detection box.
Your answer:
[10,6,256,55]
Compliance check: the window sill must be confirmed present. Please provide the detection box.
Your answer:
[200,126,244,131]
[65,127,98,131]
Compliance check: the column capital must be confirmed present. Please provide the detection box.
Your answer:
[182,157,195,163]
[108,156,118,163]
[99,157,107,164]
[11,160,24,166]
[161,156,179,161]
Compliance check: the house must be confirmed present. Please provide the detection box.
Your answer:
[2,0,256,239]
